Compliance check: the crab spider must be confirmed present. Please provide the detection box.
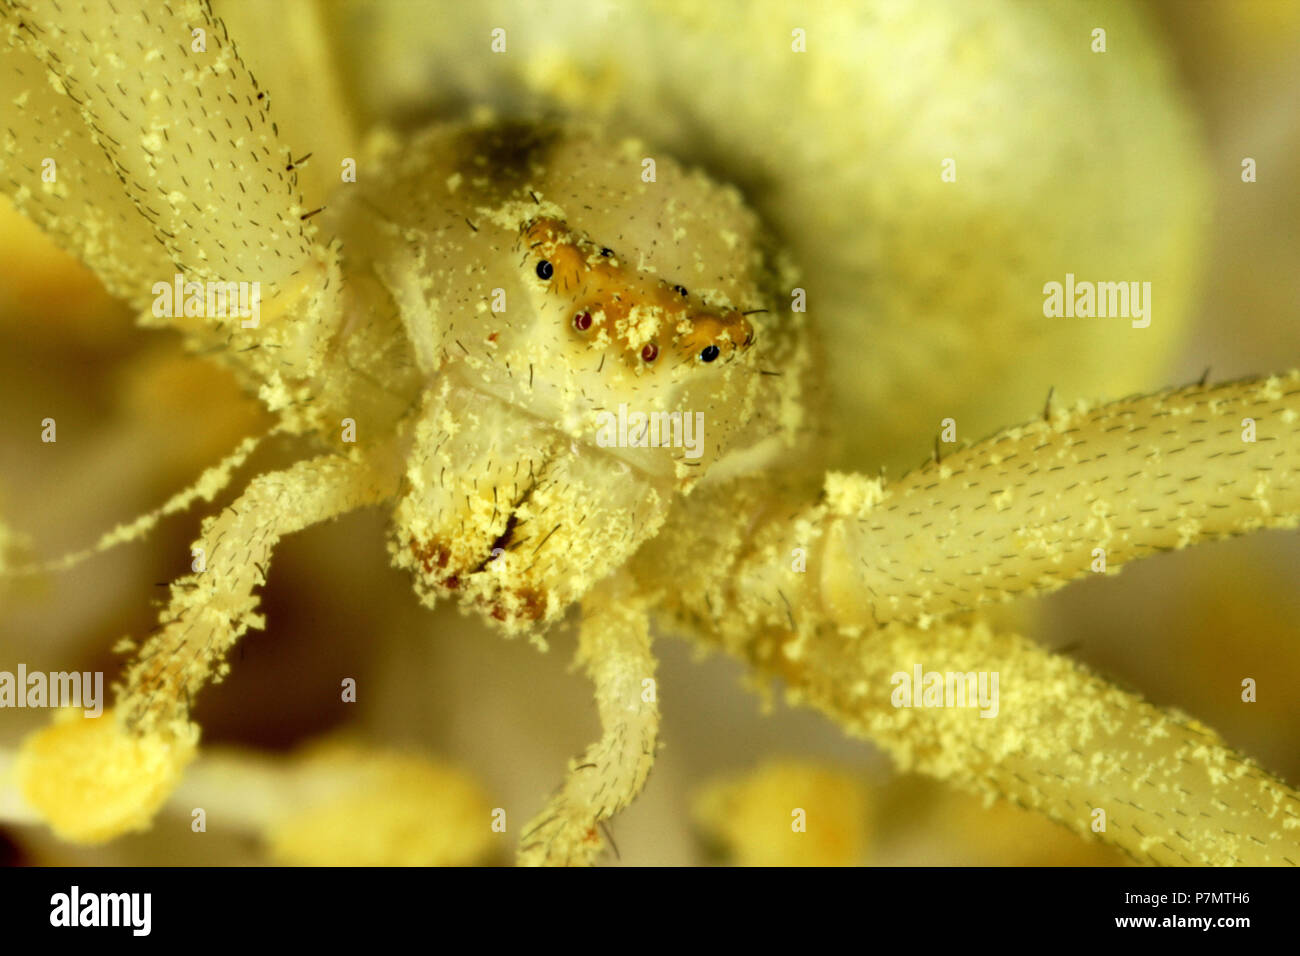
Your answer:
[1,0,1298,867]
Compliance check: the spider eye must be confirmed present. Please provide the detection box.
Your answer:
[573,311,592,331]
[600,247,614,257]
[640,343,659,363]
[536,260,554,280]
[673,284,689,298]
[699,345,720,363]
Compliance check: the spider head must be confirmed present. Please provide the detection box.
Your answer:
[370,121,809,631]
[461,208,777,485]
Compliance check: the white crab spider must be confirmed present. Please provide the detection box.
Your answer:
[3,1,1300,867]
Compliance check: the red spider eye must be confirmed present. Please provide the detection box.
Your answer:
[573,311,592,331]
[641,343,659,362]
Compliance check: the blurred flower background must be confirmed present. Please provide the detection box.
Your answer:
[1,0,1298,865]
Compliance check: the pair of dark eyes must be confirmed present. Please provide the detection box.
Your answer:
[534,259,688,299]
[634,341,718,364]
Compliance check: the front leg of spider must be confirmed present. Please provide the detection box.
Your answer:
[518,574,659,867]
[0,0,409,845]
[639,373,1300,866]
[15,453,400,843]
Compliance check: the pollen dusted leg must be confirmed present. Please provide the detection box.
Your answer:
[518,574,659,866]
[636,374,1300,866]
[788,617,1300,866]
[119,452,400,736]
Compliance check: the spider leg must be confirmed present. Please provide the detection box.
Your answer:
[1,0,332,338]
[788,615,1300,866]
[119,451,398,734]
[645,373,1300,646]
[820,372,1300,628]
[13,450,399,843]
[636,371,1300,865]
[211,0,360,214]
[518,573,659,866]
[0,23,175,305]
[646,482,1300,864]
[1,430,271,577]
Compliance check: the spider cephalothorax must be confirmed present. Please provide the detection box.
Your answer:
[316,119,811,632]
